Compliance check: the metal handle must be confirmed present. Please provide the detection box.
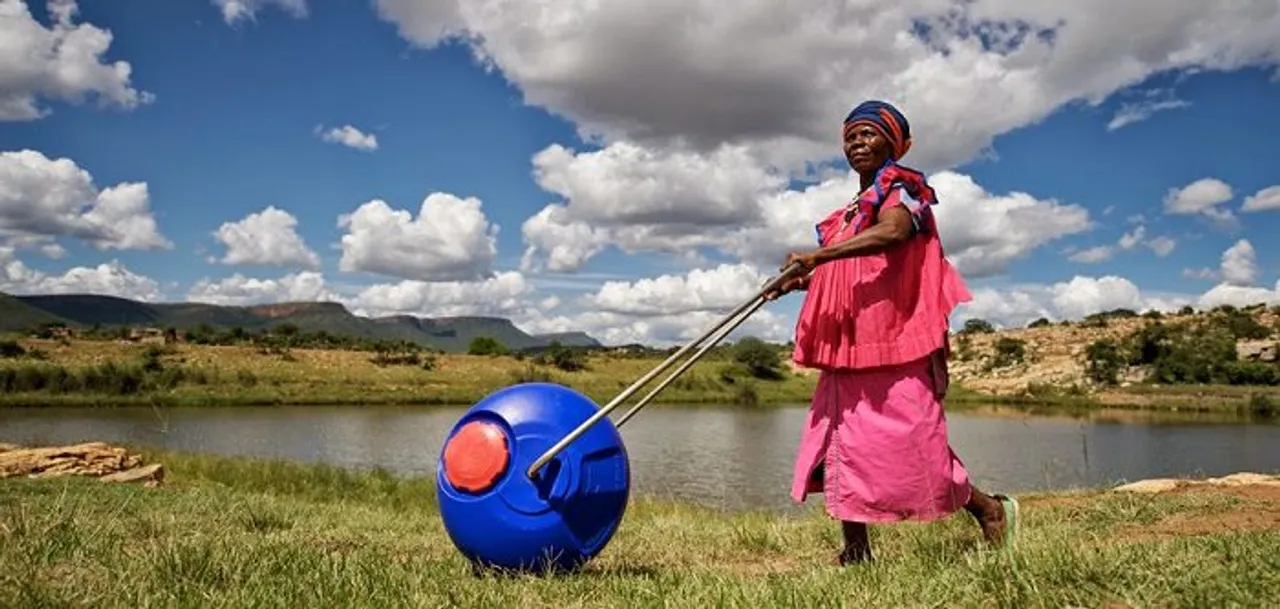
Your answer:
[525,261,804,479]
[613,296,765,427]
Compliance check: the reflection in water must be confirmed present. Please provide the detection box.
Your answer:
[1,404,1277,512]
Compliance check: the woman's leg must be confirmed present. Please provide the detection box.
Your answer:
[839,521,872,564]
[964,485,1009,544]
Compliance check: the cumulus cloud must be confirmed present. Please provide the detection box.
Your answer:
[955,275,1193,329]
[1241,185,1280,213]
[345,271,532,318]
[338,193,499,282]
[211,206,320,269]
[0,0,154,121]
[1219,239,1258,287]
[586,263,770,317]
[212,0,307,24]
[187,271,333,306]
[521,143,1092,279]
[1163,177,1238,230]
[925,172,1093,277]
[375,0,1280,173]
[0,149,171,251]
[0,246,161,300]
[315,124,378,151]
[1199,280,1280,309]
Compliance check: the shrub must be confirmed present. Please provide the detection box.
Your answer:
[989,337,1026,369]
[961,319,994,334]
[533,342,587,372]
[1084,339,1125,385]
[468,336,507,356]
[0,340,25,358]
[1027,318,1051,329]
[1208,307,1271,340]
[732,337,784,380]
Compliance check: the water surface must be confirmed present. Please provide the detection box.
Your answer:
[2,404,1277,512]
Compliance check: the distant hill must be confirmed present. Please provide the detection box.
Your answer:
[0,292,602,353]
[0,293,71,330]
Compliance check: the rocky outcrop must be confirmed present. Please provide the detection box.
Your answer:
[0,442,164,487]
[1238,340,1278,363]
[1113,472,1280,493]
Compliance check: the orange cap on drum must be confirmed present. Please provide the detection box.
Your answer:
[442,420,509,493]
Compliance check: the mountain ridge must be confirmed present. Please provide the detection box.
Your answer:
[0,291,601,353]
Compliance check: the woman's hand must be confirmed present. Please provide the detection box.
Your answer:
[781,250,822,274]
[763,250,820,301]
[763,274,809,301]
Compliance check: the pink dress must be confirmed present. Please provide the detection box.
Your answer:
[789,163,974,523]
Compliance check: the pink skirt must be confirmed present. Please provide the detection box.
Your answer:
[791,354,972,522]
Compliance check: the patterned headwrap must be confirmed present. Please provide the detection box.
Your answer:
[843,100,913,161]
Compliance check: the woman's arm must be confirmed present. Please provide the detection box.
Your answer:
[787,205,915,270]
[813,205,914,263]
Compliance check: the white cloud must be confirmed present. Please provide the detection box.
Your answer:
[0,149,171,251]
[1067,245,1113,264]
[927,171,1093,277]
[1163,177,1238,230]
[338,193,499,282]
[1146,236,1177,257]
[521,144,1092,279]
[375,0,1280,173]
[531,142,783,227]
[212,0,307,24]
[0,0,153,121]
[212,206,320,269]
[519,204,609,273]
[1070,223,1175,264]
[1183,267,1217,281]
[316,124,378,151]
[187,271,333,306]
[1220,239,1258,287]
[345,271,532,318]
[955,275,1193,329]
[587,263,770,317]
[1241,185,1280,213]
[515,304,793,347]
[1106,89,1190,131]
[1199,281,1280,309]
[0,246,160,301]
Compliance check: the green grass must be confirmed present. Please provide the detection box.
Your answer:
[2,450,1278,607]
[3,338,1280,421]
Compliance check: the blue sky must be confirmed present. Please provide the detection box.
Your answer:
[1,0,1278,345]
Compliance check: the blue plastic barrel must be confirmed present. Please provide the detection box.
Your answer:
[436,382,631,572]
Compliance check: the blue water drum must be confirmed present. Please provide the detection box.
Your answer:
[436,382,631,572]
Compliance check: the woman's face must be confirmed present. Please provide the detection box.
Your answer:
[843,122,891,175]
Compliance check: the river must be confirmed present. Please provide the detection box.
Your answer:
[2,404,1278,512]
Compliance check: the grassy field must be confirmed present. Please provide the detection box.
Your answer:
[0,338,818,408]
[1,449,1278,608]
[1,338,1279,419]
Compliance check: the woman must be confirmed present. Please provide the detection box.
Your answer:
[765,100,1018,565]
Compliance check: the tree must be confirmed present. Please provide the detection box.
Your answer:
[732,337,783,380]
[468,336,507,356]
[962,318,994,334]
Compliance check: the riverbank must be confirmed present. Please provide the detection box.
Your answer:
[1,338,1278,418]
[1,446,1277,607]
